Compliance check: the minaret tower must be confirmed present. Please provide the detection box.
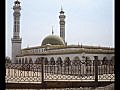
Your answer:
[11,0,22,63]
[59,7,66,43]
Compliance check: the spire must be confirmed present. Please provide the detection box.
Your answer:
[52,26,54,35]
[61,5,63,11]
[60,4,64,14]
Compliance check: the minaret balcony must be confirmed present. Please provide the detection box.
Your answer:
[60,21,65,25]
[11,38,22,43]
[13,6,21,10]
[59,15,65,18]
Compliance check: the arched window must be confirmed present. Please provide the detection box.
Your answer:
[25,58,28,64]
[50,57,55,65]
[38,58,42,64]
[35,58,42,64]
[72,56,80,65]
[64,57,71,66]
[111,56,114,65]
[22,58,24,64]
[44,57,48,65]
[56,57,63,66]
[102,57,108,65]
[19,58,21,64]
[85,56,92,66]
[29,58,33,64]
[35,58,38,64]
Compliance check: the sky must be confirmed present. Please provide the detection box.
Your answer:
[6,0,114,58]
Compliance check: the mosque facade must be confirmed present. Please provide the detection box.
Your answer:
[11,0,114,65]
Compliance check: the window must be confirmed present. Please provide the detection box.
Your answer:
[64,57,71,66]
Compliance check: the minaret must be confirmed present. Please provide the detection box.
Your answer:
[11,0,22,63]
[59,7,66,43]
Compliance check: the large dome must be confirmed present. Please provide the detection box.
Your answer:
[41,35,65,46]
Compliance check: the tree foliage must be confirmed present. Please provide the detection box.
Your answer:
[5,56,11,63]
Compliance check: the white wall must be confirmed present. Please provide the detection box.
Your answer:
[17,53,114,63]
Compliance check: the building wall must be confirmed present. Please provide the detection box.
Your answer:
[16,53,114,64]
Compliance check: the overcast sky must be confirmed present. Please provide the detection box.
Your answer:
[6,0,114,58]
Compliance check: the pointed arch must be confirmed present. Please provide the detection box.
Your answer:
[35,58,38,64]
[19,58,21,64]
[25,58,28,64]
[44,57,48,65]
[56,57,63,65]
[38,57,42,64]
[29,58,33,64]
[85,56,92,66]
[72,56,80,65]
[35,57,42,64]
[64,57,71,66]
[22,58,24,64]
[50,57,55,65]
[103,57,108,60]
[111,56,114,65]
[102,57,108,65]
[74,56,80,60]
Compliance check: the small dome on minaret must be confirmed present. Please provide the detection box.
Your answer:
[14,0,20,4]
[60,6,64,14]
[60,10,64,14]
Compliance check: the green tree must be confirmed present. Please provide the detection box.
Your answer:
[5,56,11,63]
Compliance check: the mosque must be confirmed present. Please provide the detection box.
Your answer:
[11,0,114,65]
